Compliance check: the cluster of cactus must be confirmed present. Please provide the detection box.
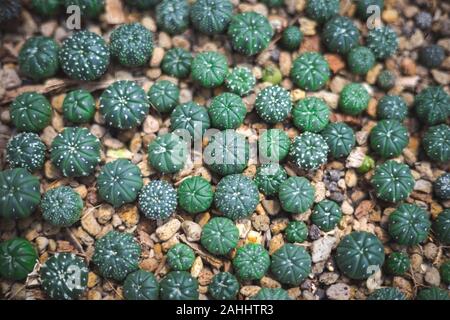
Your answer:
[281,26,303,51]
[123,270,159,300]
[201,217,239,256]
[290,52,330,91]
[418,45,445,69]
[372,160,415,203]
[208,93,247,130]
[347,46,375,75]
[366,26,398,60]
[292,97,330,133]
[377,95,408,121]
[254,163,288,196]
[385,252,410,275]
[258,129,291,163]
[289,132,329,170]
[433,209,450,245]
[177,176,213,214]
[434,173,450,200]
[18,36,59,81]
[255,85,292,124]
[388,204,431,246]
[40,186,83,227]
[370,120,409,158]
[148,133,188,174]
[414,86,450,126]
[225,67,256,96]
[270,244,312,285]
[191,51,228,88]
[208,272,239,300]
[190,0,233,35]
[156,0,189,35]
[10,92,52,132]
[167,243,195,271]
[339,83,370,115]
[138,180,177,220]
[278,177,315,214]
[62,89,96,124]
[423,124,450,163]
[159,271,199,300]
[161,48,192,78]
[232,244,270,280]
[305,0,339,23]
[322,16,360,54]
[320,122,356,158]
[6,133,46,172]
[170,102,211,138]
[367,287,405,301]
[311,199,342,232]
[148,80,180,113]
[0,238,37,280]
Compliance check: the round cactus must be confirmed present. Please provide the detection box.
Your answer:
[279,176,315,214]
[233,243,270,281]
[254,163,288,196]
[225,67,256,96]
[263,67,282,86]
[228,12,274,56]
[320,122,356,158]
[339,83,370,115]
[204,130,249,176]
[311,199,342,232]
[367,287,405,301]
[148,133,187,174]
[419,45,445,69]
[63,0,104,18]
[214,174,259,220]
[255,85,292,124]
[322,16,360,54]
[159,271,199,300]
[208,92,247,130]
[289,132,329,170]
[423,124,450,163]
[388,204,431,246]
[110,23,153,67]
[50,127,101,177]
[190,0,233,35]
[292,97,330,133]
[285,221,308,243]
[440,260,450,285]
[40,253,88,300]
[290,52,330,91]
[59,30,110,81]
[10,92,52,132]
[161,47,192,78]
[41,186,83,227]
[377,70,396,91]
[191,51,228,88]
[377,95,408,121]
[355,0,384,20]
[281,26,303,51]
[385,252,410,275]
[251,287,291,300]
[414,86,450,126]
[62,89,96,124]
[18,36,59,81]
[372,160,414,203]
[138,180,177,220]
[434,173,450,200]
[366,26,398,60]
[370,120,409,158]
[123,270,159,300]
[31,0,61,15]
[156,0,189,35]
[6,133,45,172]
[259,128,291,163]
[126,0,161,9]
[347,46,375,75]
[433,208,450,245]
[208,272,239,300]
[357,155,375,174]
[0,168,41,220]
[99,80,149,129]
[201,217,239,256]
[148,80,179,113]
[171,102,211,139]
[0,0,21,23]
[305,0,339,23]
[0,238,37,280]
[335,231,385,280]
[416,287,449,300]
[167,243,195,271]
[270,244,312,285]
[97,159,143,208]
[177,176,214,214]
[92,231,141,281]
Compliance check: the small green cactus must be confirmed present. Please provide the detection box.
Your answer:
[285,221,308,243]
[279,176,315,214]
[434,173,450,200]
[233,243,270,281]
[208,93,247,130]
[161,47,192,78]
[0,168,41,220]
[63,0,104,18]
[355,0,384,20]
[366,26,398,60]
[335,231,385,280]
[156,0,190,35]
[59,30,110,81]
[171,102,211,138]
[92,231,141,281]
[377,95,408,121]
[259,129,291,163]
[369,120,409,158]
[190,0,233,35]
[40,253,88,300]
[201,217,239,256]
[208,272,239,300]
[10,92,52,132]
[339,83,370,115]
[357,155,375,174]
[62,89,96,124]
[126,0,161,9]
[255,85,292,124]
[262,65,282,85]
[270,244,312,285]
[281,26,303,51]
[191,51,228,88]
[110,23,154,67]
[292,97,330,133]
[320,122,356,158]
[50,127,101,177]
[225,67,256,96]
[167,243,195,271]
[440,260,450,285]
[418,45,445,69]
[311,199,342,232]
[33,0,61,15]
[372,160,415,203]
[6,133,45,172]
[41,186,83,227]
[414,86,450,126]
[367,287,405,301]
[347,46,375,75]
[423,124,450,163]
[148,133,188,174]
[178,176,214,214]
[305,0,339,24]
[251,287,291,300]
[322,16,360,55]
[254,163,288,196]
[433,209,450,245]
[228,12,274,56]
[0,238,37,281]
[289,132,329,170]
[0,0,21,23]
[138,180,177,220]
[123,270,159,300]
[148,80,179,113]
[290,52,330,91]
[160,271,199,300]
[18,36,59,81]
[214,174,259,220]
[385,252,410,275]
[377,70,396,91]
[416,287,449,301]
[97,159,143,208]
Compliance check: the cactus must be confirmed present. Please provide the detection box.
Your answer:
[50,127,101,177]
[370,120,409,158]
[177,176,214,214]
[377,95,408,121]
[225,67,256,97]
[261,0,283,7]
[201,217,239,256]
[62,89,96,124]
[59,30,110,81]
[148,133,188,174]
[0,0,21,23]
[311,199,342,232]
[40,253,88,300]
[290,52,330,91]
[63,0,104,18]
[416,287,449,300]
[92,231,141,281]
[232,243,270,280]
[156,0,189,35]
[389,204,431,246]
[41,186,83,227]
[110,23,154,67]
[161,47,192,78]
[31,0,61,15]
[167,243,195,271]
[228,12,274,56]
[385,252,410,275]
[6,133,45,172]
[367,287,405,301]
[10,92,52,132]
[123,270,159,300]
[97,159,143,208]
[322,16,360,54]
[209,93,247,130]
[347,46,375,75]
[18,36,59,81]
[433,209,450,245]
[339,83,370,115]
[305,0,339,24]
[0,238,37,280]
[355,0,384,20]
[289,132,329,170]
[171,102,211,138]
[259,128,291,163]
[254,163,288,196]
[285,221,308,243]
[138,180,177,220]
[418,45,445,69]
[279,176,315,214]
[208,272,239,300]
[335,231,385,280]
[357,155,375,174]
[191,51,228,88]
[281,26,303,51]
[292,97,330,133]
[366,26,398,60]
[0,168,41,220]
[440,260,450,285]
[214,174,259,220]
[255,85,292,124]
[270,243,312,285]
[434,173,450,200]
[190,0,233,35]
[262,65,282,85]
[251,288,291,300]
[372,160,414,203]
[320,122,356,158]
[414,86,450,126]
[159,271,199,300]
[148,80,179,113]
[377,70,396,91]
[423,124,450,163]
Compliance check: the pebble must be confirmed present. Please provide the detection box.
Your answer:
[117,205,140,228]
[190,256,203,278]
[344,169,358,188]
[270,218,289,234]
[261,199,281,216]
[156,219,181,241]
[236,219,252,239]
[309,225,321,241]
[393,276,413,299]
[325,54,346,74]
[424,267,441,286]
[299,17,317,36]
[431,69,450,85]
[150,47,164,67]
[81,209,102,237]
[310,91,339,109]
[311,236,336,263]
[414,179,432,194]
[341,201,354,215]
[319,272,339,285]
[95,204,114,224]
[314,182,326,202]
[423,242,439,261]
[260,276,281,289]
[251,214,270,232]
[40,126,57,147]
[240,286,261,298]
[182,221,202,242]
[279,52,292,77]
[326,283,351,300]
[268,233,284,254]
[87,272,100,288]
[35,236,49,253]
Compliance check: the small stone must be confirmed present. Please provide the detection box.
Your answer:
[44,161,61,180]
[90,124,106,139]
[240,285,261,297]
[314,182,326,203]
[190,256,203,278]
[81,209,102,237]
[270,218,289,234]
[35,236,49,253]
[325,54,346,74]
[309,91,339,109]
[95,204,114,224]
[141,16,156,32]
[424,267,440,287]
[51,94,65,113]
[423,242,438,261]
[150,47,164,67]
[117,205,140,228]
[319,272,339,285]
[366,64,383,85]
[382,9,399,24]
[140,258,159,272]
[346,148,365,168]
[143,115,160,134]
[251,214,270,232]
[299,17,317,36]
[279,52,292,77]
[393,276,413,299]
[401,57,416,76]
[40,126,57,147]
[156,219,181,241]
[291,89,306,102]
[326,283,351,300]
[311,236,336,263]
[260,276,281,288]
[341,200,354,215]
[182,221,202,242]
[246,230,263,244]
[344,169,357,188]
[431,69,450,85]
[414,179,432,194]
[269,233,285,254]
[87,272,99,288]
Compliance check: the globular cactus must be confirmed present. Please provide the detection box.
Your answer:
[388,203,431,246]
[148,80,179,114]
[177,176,214,214]
[258,129,291,163]
[433,208,450,245]
[167,243,195,271]
[0,238,38,280]
[208,272,239,300]
[159,271,199,300]
[6,133,46,172]
[416,287,449,301]
[255,85,292,124]
[18,36,59,81]
[423,124,450,163]
[10,92,52,132]
[0,0,21,23]
[366,26,398,60]
[270,244,312,285]
[320,122,356,158]
[440,260,450,285]
[367,287,405,301]
[278,177,315,214]
[254,163,288,196]
[191,51,228,88]
[148,133,188,174]
[377,70,396,91]
[123,270,159,300]
[190,0,233,35]
[385,252,410,275]
[251,288,291,300]
[232,243,270,281]
[355,0,384,20]
[201,217,239,256]
[418,45,445,69]
[31,0,61,15]
[377,95,408,121]
[161,48,192,79]
[208,93,247,130]
[138,180,177,220]
[292,97,330,133]
[156,0,189,35]
[414,86,450,126]
[62,89,96,124]
[311,199,342,232]
[369,120,409,158]
[40,186,83,227]
[285,221,308,243]
[434,173,450,200]
[225,67,256,97]
[280,26,303,51]
[339,83,370,115]
[305,0,339,24]
[347,46,375,75]
[290,52,330,91]
[322,16,360,54]
[289,132,329,170]
[63,0,104,18]
[170,102,211,139]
